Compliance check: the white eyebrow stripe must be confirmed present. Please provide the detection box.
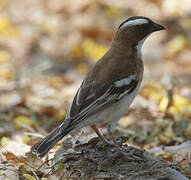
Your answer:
[114,75,136,87]
[121,19,148,28]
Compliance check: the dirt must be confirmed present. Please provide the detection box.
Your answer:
[51,136,175,180]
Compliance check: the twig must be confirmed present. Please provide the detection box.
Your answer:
[164,88,174,117]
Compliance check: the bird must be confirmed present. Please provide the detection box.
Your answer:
[31,16,165,158]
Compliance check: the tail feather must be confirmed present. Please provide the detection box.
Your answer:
[31,123,71,158]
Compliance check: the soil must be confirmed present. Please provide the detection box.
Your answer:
[51,136,176,180]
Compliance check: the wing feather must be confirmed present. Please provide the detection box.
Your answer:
[66,75,138,127]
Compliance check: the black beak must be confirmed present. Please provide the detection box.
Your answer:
[152,22,165,32]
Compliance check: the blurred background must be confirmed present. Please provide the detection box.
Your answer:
[0,0,191,177]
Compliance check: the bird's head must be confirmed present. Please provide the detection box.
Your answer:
[113,16,165,49]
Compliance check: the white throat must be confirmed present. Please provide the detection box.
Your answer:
[136,36,148,59]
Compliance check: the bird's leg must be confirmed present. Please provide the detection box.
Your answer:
[92,125,141,160]
[107,125,142,160]
[91,125,112,145]
[107,126,128,156]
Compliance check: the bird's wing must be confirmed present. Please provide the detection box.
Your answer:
[66,75,138,127]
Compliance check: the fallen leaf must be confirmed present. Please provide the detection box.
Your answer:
[23,174,36,180]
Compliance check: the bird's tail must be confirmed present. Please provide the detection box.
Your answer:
[31,122,71,158]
